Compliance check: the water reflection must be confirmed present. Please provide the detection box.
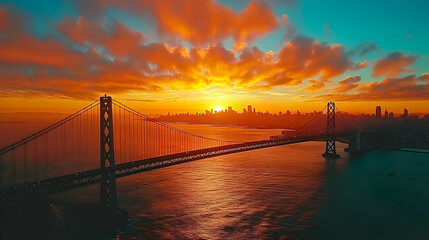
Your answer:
[111,139,346,239]
[48,124,429,240]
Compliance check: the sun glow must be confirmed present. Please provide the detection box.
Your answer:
[214,106,223,112]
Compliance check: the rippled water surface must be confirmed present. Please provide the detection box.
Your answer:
[55,124,429,239]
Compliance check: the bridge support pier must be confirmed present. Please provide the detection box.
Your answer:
[100,95,119,214]
[323,101,340,158]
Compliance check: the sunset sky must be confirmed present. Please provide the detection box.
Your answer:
[1,0,428,115]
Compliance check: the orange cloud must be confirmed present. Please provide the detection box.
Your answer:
[57,17,145,57]
[276,36,353,86]
[149,0,279,44]
[0,7,85,69]
[0,34,85,68]
[75,0,279,45]
[335,76,361,92]
[0,6,359,99]
[315,74,429,101]
[4,5,426,104]
[301,79,325,92]
[372,52,417,77]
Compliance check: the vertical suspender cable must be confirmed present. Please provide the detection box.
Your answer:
[24,144,27,183]
[128,110,131,162]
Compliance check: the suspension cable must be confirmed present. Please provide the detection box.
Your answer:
[335,106,355,131]
[295,105,327,131]
[0,100,100,155]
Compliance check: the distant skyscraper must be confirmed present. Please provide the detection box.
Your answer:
[248,105,252,113]
[243,108,247,114]
[253,108,255,113]
[376,106,381,118]
[389,112,394,118]
[384,108,388,118]
[211,109,213,114]
[404,108,408,117]
[228,106,232,112]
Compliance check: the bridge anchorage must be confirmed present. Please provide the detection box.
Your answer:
[322,101,340,158]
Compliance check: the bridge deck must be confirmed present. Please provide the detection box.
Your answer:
[1,136,321,201]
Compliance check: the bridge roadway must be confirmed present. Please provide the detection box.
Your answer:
[1,135,326,201]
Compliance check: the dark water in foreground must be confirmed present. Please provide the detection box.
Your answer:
[49,124,429,240]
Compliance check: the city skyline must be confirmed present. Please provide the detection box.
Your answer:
[161,104,422,118]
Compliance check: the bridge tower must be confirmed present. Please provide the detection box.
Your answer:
[322,101,340,158]
[100,95,119,213]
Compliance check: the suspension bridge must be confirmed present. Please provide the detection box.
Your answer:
[0,95,353,212]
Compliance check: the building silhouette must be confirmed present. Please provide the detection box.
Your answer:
[404,108,408,118]
[156,104,419,131]
[376,106,382,118]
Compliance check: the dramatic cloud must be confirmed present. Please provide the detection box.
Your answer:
[301,79,325,92]
[0,8,85,69]
[57,17,145,57]
[335,76,361,92]
[3,4,426,102]
[0,35,85,68]
[75,0,279,45]
[0,5,358,99]
[372,52,417,77]
[0,7,158,99]
[316,74,429,101]
[155,0,279,44]
[0,33,355,98]
[277,36,353,82]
